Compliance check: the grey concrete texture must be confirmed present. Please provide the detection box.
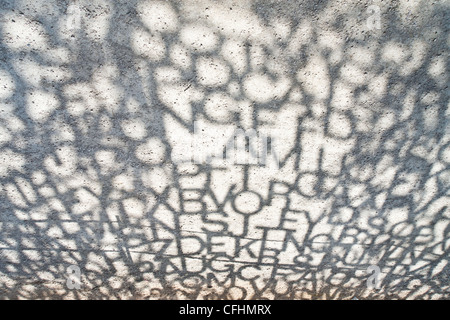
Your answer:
[0,0,449,299]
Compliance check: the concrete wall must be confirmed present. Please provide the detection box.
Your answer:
[0,0,448,299]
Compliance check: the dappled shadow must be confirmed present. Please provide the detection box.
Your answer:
[0,0,449,299]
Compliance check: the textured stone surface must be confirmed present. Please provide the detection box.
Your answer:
[0,0,448,299]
